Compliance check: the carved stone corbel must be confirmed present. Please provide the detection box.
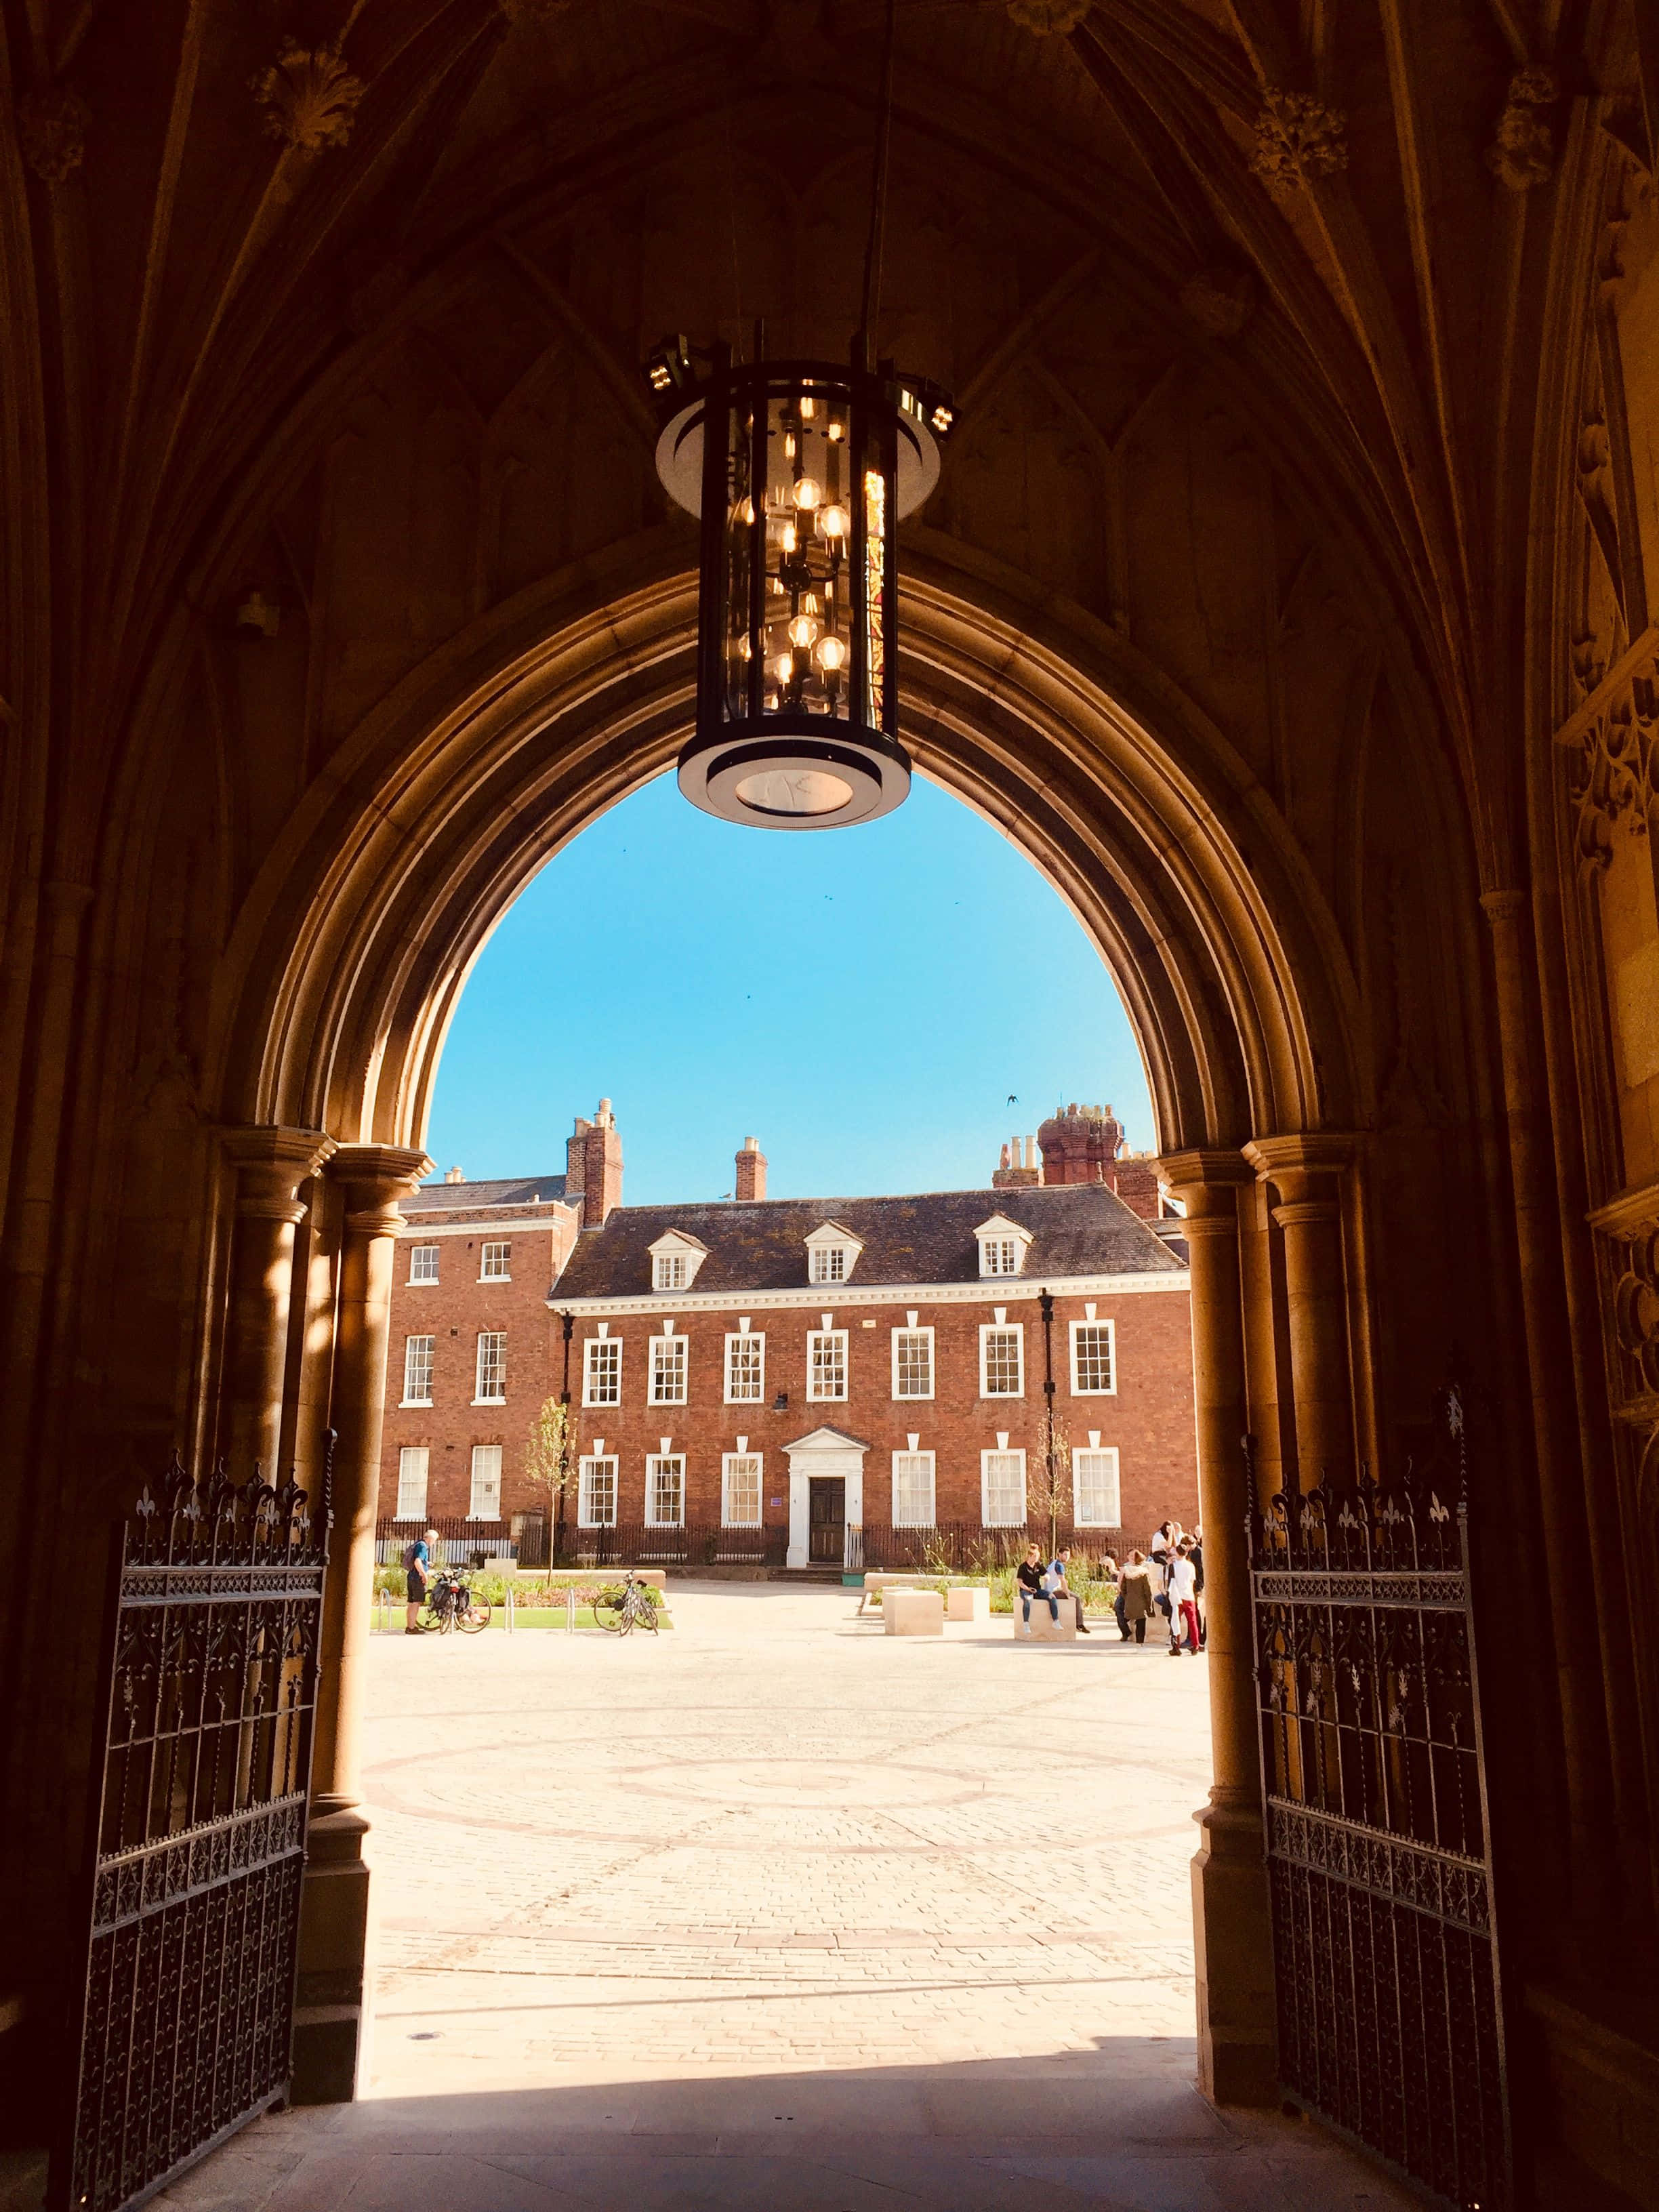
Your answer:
[1486,66,1557,191]
[16,84,87,184]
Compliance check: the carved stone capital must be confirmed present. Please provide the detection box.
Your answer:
[251,40,365,152]
[1250,88,1347,185]
[1242,1133,1359,1185]
[1156,1148,1254,1193]
[329,1143,431,1240]
[1555,640,1659,872]
[221,1126,336,1221]
[1479,887,1530,927]
[17,85,87,184]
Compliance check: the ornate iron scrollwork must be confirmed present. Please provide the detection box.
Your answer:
[1247,1388,1511,2209]
[52,1444,331,2212]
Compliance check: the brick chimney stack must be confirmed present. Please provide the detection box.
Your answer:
[566,1099,622,1227]
[735,1135,767,1202]
[578,1097,623,1227]
[1037,1102,1124,1185]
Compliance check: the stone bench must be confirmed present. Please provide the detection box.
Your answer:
[884,1589,944,1637]
[1014,1601,1077,1642]
[945,1586,991,1624]
[858,1571,928,1615]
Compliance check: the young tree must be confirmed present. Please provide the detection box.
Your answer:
[1034,1414,1071,1557]
[524,1393,577,1593]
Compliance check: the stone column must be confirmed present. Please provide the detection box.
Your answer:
[1481,890,1616,1947]
[1243,1134,1357,1488]
[293,1143,428,2105]
[1159,1148,1276,2106]
[219,1128,335,1478]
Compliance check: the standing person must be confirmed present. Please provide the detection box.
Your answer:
[1148,1521,1179,1644]
[1017,1542,1059,1633]
[403,1527,436,1633]
[1189,1523,1206,1648]
[1115,1550,1153,1643]
[1047,1547,1090,1634]
[1166,1539,1202,1656]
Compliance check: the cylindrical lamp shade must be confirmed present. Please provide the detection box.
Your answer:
[653,354,952,829]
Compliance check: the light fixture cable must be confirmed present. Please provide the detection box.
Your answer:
[857,0,900,373]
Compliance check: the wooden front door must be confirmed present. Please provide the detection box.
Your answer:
[808,1477,846,1564]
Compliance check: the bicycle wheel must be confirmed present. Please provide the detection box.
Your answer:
[596,1591,630,1634]
[636,1597,660,1634]
[457,1599,491,1634]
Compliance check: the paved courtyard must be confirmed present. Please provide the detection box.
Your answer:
[165,1583,1415,2210]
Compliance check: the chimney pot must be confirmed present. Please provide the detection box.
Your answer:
[444,1164,463,1184]
[735,1136,768,1202]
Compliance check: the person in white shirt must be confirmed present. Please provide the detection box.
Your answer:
[1166,1540,1201,1655]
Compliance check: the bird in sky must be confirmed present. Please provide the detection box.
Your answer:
[1007,1093,1018,1105]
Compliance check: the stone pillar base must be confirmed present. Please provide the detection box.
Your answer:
[292,1803,373,2105]
[1191,1797,1277,2108]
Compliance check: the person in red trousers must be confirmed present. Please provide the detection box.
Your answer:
[1166,1539,1202,1656]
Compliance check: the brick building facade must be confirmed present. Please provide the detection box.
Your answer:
[380,1103,1197,1563]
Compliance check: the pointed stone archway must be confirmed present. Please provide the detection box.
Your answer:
[176,536,1376,2110]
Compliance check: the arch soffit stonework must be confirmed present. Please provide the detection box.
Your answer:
[213,538,1365,1160]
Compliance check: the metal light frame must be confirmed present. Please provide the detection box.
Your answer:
[648,336,954,830]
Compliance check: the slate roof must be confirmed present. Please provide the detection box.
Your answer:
[404,1172,568,1216]
[552,1183,1183,1299]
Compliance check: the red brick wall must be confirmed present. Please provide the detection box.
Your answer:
[552,1289,1195,1539]
[380,1222,572,1521]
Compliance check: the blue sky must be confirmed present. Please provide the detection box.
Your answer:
[426,772,1154,1203]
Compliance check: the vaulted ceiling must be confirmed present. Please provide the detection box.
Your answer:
[2,0,1653,894]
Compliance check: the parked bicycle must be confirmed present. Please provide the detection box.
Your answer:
[596,1570,659,1636]
[421,1565,492,1635]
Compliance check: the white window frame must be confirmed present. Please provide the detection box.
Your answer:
[810,1244,849,1284]
[654,1251,689,1291]
[468,1443,504,1519]
[1069,1317,1118,1396]
[981,1235,1022,1276]
[646,1452,685,1527]
[1072,1446,1122,1528]
[724,1329,765,1404]
[479,1240,512,1282]
[721,1451,763,1528]
[806,1327,848,1401]
[474,1330,506,1404]
[890,1450,937,1528]
[583,1334,621,1408]
[981,1448,1027,1528]
[578,1454,618,1528]
[979,1321,1025,1398]
[407,1244,439,1285]
[890,1324,935,1401]
[395,1445,429,1520]
[649,1332,688,1406]
[401,1334,434,1406]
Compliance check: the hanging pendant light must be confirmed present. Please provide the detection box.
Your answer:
[647,339,954,828]
[643,0,954,830]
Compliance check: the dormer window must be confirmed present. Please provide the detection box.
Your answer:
[647,1229,708,1293]
[804,1220,863,1286]
[975,1213,1033,1279]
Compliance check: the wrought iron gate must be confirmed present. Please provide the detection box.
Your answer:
[1247,1392,1512,2211]
[52,1451,330,2212]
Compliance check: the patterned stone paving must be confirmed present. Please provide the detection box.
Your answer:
[159,1583,1418,2210]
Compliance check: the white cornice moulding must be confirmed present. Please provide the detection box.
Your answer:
[548,1270,1189,1318]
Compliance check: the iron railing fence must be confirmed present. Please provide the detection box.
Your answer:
[375,1516,516,1565]
[856,1521,1145,1573]
[378,1516,1158,1576]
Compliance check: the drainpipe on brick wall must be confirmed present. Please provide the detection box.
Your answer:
[557,1311,573,1566]
[1038,1289,1057,1552]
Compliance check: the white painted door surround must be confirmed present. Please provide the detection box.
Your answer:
[783,1427,867,1570]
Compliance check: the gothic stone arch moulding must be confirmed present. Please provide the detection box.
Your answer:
[208,536,1369,1167]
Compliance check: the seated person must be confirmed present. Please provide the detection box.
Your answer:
[1047,1547,1091,1634]
[1016,1543,1059,1628]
